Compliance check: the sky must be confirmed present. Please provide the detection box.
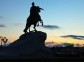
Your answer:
[0,0,84,46]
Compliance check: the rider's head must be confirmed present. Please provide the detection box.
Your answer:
[32,2,35,6]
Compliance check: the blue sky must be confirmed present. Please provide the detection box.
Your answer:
[0,0,84,44]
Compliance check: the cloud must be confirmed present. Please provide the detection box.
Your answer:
[61,35,84,40]
[0,24,5,27]
[0,16,4,19]
[40,25,60,29]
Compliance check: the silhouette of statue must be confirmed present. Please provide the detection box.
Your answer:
[23,2,44,33]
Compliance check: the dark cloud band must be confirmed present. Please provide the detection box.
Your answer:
[0,24,5,27]
[40,25,60,29]
[61,35,84,40]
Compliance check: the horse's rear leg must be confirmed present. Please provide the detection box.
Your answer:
[23,24,31,33]
[29,27,30,32]
[34,23,37,32]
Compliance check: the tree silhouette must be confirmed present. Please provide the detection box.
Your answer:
[0,36,8,46]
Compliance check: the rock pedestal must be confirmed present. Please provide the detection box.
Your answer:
[0,31,54,58]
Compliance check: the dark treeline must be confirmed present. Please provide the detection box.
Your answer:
[50,46,84,57]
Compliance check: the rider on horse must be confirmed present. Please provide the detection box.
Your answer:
[30,2,43,26]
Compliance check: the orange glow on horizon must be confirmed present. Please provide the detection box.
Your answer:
[2,32,84,46]
[46,35,84,45]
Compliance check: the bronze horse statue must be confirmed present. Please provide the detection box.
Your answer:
[24,16,43,33]
[23,6,43,33]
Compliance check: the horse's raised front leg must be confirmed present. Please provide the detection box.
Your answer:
[37,22,39,27]
[40,20,43,26]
